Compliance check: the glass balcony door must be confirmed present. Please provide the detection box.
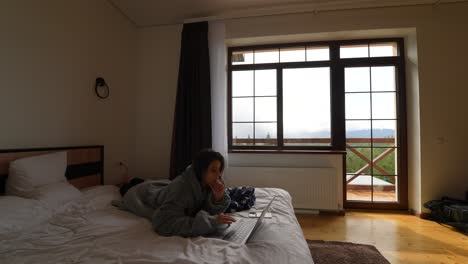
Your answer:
[344,65,405,209]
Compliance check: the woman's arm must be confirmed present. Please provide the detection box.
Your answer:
[204,191,231,215]
[152,207,215,238]
[151,184,217,237]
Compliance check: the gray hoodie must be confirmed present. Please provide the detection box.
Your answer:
[117,165,231,237]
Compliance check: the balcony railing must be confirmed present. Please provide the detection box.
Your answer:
[234,137,393,146]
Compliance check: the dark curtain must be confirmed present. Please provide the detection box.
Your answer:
[169,22,212,180]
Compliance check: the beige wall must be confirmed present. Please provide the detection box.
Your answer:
[4,0,465,210]
[0,0,136,184]
[134,2,468,212]
[227,2,468,211]
[134,25,181,179]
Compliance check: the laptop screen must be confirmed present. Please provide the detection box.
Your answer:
[246,195,276,242]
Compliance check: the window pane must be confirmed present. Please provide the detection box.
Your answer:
[232,97,253,122]
[372,92,396,119]
[345,67,370,92]
[340,44,369,58]
[255,69,276,96]
[373,148,397,176]
[255,123,277,146]
[346,120,371,147]
[372,120,397,147]
[346,148,372,174]
[370,43,398,57]
[232,50,253,65]
[232,71,253,97]
[371,66,396,92]
[346,93,371,119]
[373,176,397,202]
[255,97,277,122]
[232,123,253,145]
[306,46,329,61]
[283,67,331,146]
[280,47,305,62]
[255,49,279,64]
[346,175,372,201]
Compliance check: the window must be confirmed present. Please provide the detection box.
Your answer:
[228,39,405,154]
[228,39,407,210]
[283,67,331,146]
[340,43,398,58]
[232,69,278,146]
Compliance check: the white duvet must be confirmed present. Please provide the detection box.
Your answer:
[0,186,313,264]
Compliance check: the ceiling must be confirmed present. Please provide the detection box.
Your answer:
[110,0,316,26]
[109,0,449,27]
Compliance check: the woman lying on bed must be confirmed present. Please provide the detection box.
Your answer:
[113,149,236,237]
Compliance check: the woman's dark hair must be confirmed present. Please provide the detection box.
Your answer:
[119,177,145,196]
[192,149,225,181]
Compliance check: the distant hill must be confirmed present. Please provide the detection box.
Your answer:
[285,128,395,138]
[347,128,395,138]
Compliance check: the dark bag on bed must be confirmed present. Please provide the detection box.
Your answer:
[224,187,256,213]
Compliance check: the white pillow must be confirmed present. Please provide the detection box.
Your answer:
[35,181,82,210]
[6,151,67,198]
[0,196,52,236]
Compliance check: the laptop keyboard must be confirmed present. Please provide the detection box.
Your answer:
[224,219,256,243]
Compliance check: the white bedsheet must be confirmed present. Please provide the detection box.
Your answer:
[0,186,313,264]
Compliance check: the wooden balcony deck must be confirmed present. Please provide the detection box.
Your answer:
[347,190,397,202]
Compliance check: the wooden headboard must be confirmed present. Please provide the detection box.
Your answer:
[0,145,104,194]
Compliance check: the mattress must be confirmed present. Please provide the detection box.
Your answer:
[0,186,313,264]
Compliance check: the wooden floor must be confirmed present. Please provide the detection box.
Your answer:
[297,212,468,264]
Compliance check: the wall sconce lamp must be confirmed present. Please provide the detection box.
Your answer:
[95,77,110,99]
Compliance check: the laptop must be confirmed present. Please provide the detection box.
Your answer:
[211,196,276,244]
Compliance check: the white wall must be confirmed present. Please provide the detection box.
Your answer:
[0,0,136,184]
[209,21,229,161]
[405,31,422,212]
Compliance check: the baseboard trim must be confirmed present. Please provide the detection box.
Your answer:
[295,209,320,214]
[410,209,430,219]
[294,209,345,216]
[297,208,430,218]
[320,210,346,216]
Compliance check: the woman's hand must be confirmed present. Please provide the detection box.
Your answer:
[209,177,225,202]
[215,213,236,225]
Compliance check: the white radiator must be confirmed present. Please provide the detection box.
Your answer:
[225,166,340,211]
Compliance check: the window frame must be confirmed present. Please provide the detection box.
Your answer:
[227,38,405,154]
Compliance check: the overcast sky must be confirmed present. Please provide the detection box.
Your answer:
[232,45,397,140]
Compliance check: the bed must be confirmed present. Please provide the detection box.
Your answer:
[0,146,313,264]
